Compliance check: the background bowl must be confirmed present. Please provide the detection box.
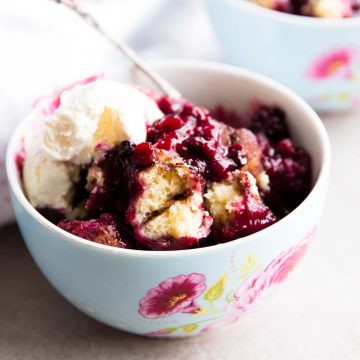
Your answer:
[6,60,330,337]
[205,0,360,112]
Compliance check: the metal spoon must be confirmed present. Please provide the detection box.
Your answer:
[55,0,182,99]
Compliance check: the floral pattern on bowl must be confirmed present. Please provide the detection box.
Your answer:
[138,227,316,336]
[139,273,206,318]
[307,47,360,108]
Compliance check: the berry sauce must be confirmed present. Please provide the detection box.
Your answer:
[150,96,238,181]
[49,96,311,250]
[58,213,134,248]
[153,97,311,218]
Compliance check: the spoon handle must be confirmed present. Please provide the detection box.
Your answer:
[56,0,182,99]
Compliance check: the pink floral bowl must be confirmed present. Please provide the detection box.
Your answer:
[6,61,330,337]
[205,0,360,112]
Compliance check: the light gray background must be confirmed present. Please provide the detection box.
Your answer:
[1,0,360,358]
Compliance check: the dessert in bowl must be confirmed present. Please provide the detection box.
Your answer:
[250,0,360,18]
[20,78,310,251]
[6,61,330,336]
[205,0,360,111]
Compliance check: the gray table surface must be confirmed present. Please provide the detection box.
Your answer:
[1,111,360,360]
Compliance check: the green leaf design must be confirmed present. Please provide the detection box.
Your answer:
[225,290,235,303]
[238,253,260,279]
[183,324,198,334]
[204,274,227,302]
[159,328,178,334]
[247,254,256,266]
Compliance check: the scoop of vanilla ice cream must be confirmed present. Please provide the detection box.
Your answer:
[23,130,80,211]
[252,0,278,8]
[43,80,163,165]
[311,0,348,17]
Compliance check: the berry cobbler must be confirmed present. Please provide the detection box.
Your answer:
[249,0,360,17]
[22,80,311,251]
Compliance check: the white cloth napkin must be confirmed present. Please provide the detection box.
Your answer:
[0,0,220,226]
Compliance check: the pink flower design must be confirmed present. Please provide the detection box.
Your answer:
[201,301,241,333]
[234,227,315,311]
[146,328,177,336]
[201,228,315,333]
[265,238,309,286]
[234,271,270,312]
[352,96,360,107]
[202,228,316,333]
[139,273,206,319]
[307,48,357,80]
[143,229,316,335]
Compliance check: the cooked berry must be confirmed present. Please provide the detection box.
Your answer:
[58,213,134,248]
[85,143,133,213]
[131,142,155,168]
[289,0,309,14]
[157,96,183,115]
[37,207,66,224]
[211,105,243,128]
[261,137,311,217]
[251,105,289,143]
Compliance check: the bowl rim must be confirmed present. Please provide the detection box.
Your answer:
[222,0,360,27]
[6,59,331,258]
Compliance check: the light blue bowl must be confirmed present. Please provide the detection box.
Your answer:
[206,0,360,111]
[6,61,330,337]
